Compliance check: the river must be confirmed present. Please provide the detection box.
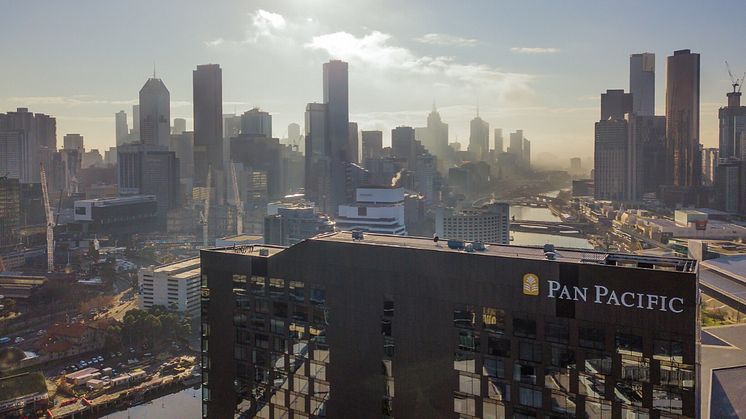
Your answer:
[103,386,201,419]
[509,190,593,249]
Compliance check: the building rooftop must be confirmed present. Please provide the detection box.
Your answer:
[0,372,47,401]
[171,267,201,280]
[153,257,200,275]
[211,231,693,273]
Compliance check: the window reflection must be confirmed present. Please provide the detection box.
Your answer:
[482,357,505,379]
[513,362,537,384]
[585,352,612,375]
[615,380,644,407]
[579,372,605,398]
[585,398,612,419]
[482,307,505,334]
[621,355,650,382]
[579,326,605,350]
[513,317,536,339]
[550,390,576,415]
[454,305,476,329]
[652,387,683,414]
[454,351,476,373]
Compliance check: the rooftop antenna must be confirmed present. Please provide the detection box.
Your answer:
[432,100,437,112]
[153,62,156,79]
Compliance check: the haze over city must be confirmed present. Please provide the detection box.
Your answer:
[3,2,746,418]
[2,0,745,165]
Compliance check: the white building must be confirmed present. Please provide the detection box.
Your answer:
[436,202,510,244]
[138,257,200,317]
[336,187,407,235]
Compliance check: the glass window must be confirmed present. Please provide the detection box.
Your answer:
[255,334,269,349]
[616,332,643,356]
[621,406,650,419]
[653,339,683,363]
[615,381,644,406]
[660,363,694,388]
[487,335,511,357]
[621,355,650,382]
[584,398,612,419]
[310,288,326,305]
[255,298,269,314]
[652,387,683,414]
[482,307,505,334]
[383,335,394,358]
[310,361,326,380]
[453,394,476,416]
[519,341,542,362]
[483,358,505,379]
[482,400,506,419]
[454,351,476,373]
[314,380,330,397]
[518,386,542,408]
[293,375,309,394]
[514,362,537,384]
[579,327,605,350]
[544,367,571,393]
[251,276,266,295]
[546,321,569,344]
[585,353,612,375]
[550,390,576,415]
[486,379,510,401]
[459,373,480,396]
[458,329,479,352]
[270,318,285,334]
[270,278,285,297]
[293,305,309,322]
[274,301,288,318]
[289,281,304,302]
[382,318,392,337]
[550,346,576,370]
[251,315,266,331]
[513,317,536,338]
[578,372,605,398]
[383,299,394,317]
[454,305,476,329]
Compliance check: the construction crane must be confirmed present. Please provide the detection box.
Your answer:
[200,166,212,247]
[725,60,745,93]
[230,162,244,235]
[39,163,54,273]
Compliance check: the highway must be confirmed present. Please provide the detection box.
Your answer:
[699,265,746,313]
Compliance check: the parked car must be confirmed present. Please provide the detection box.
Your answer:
[13,337,23,344]
[0,337,10,345]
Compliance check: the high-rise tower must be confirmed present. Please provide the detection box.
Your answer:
[630,53,655,116]
[193,64,224,187]
[138,76,170,148]
[665,50,700,188]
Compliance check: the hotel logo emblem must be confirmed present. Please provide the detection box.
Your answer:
[523,273,539,296]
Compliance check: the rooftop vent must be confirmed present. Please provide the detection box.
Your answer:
[543,243,557,260]
[258,248,269,256]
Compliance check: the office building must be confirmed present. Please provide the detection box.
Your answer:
[336,187,407,235]
[508,130,524,158]
[323,60,350,163]
[627,115,666,200]
[139,76,171,148]
[348,122,359,164]
[570,158,582,173]
[173,117,187,135]
[361,130,383,162]
[241,108,272,138]
[115,110,129,146]
[117,144,180,225]
[601,89,632,121]
[717,87,746,160]
[665,50,701,189]
[0,108,56,183]
[522,138,531,167]
[60,135,83,196]
[468,114,489,161]
[701,147,718,186]
[414,153,437,204]
[230,135,284,200]
[436,202,510,244]
[594,119,628,201]
[304,103,330,212]
[138,257,200,317]
[193,64,224,187]
[494,129,504,153]
[416,104,450,159]
[73,195,158,234]
[391,126,418,168]
[288,123,301,145]
[201,232,699,418]
[171,131,195,186]
[63,133,84,151]
[132,105,140,136]
[630,53,655,116]
[0,177,21,248]
[264,201,335,246]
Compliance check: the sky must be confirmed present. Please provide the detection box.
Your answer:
[1,0,745,167]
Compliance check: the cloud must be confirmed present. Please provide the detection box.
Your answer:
[414,33,478,47]
[510,47,560,54]
[205,38,225,47]
[305,31,534,99]
[8,96,136,106]
[246,9,286,43]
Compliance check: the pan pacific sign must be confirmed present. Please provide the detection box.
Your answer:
[522,273,685,314]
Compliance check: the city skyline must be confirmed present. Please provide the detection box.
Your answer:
[2,1,745,165]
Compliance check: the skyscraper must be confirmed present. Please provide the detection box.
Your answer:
[115,110,128,146]
[630,53,655,116]
[522,138,531,167]
[494,128,503,153]
[361,130,383,162]
[391,126,418,167]
[193,64,224,187]
[63,133,84,151]
[594,119,628,201]
[0,108,56,183]
[418,104,449,158]
[138,76,170,148]
[717,86,746,159]
[132,105,140,136]
[304,102,330,212]
[172,118,186,135]
[468,114,489,161]
[323,60,350,162]
[508,130,523,157]
[627,115,666,200]
[348,122,359,164]
[240,108,272,137]
[665,50,700,188]
[600,89,633,120]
